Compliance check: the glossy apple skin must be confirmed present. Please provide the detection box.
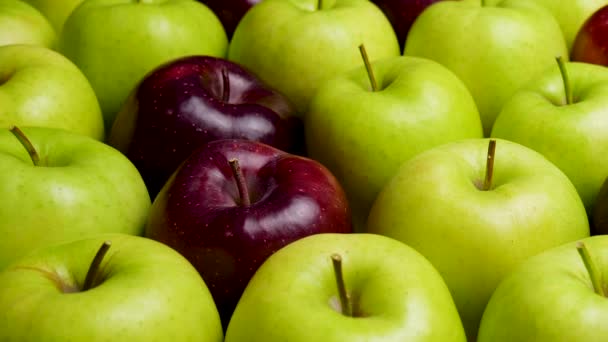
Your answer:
[572,5,608,66]
[371,0,444,49]
[198,0,261,38]
[109,55,303,199]
[145,139,352,328]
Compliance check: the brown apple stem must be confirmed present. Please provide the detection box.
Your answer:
[358,44,378,92]
[555,56,573,105]
[577,242,606,297]
[331,253,352,317]
[9,126,41,166]
[229,159,251,206]
[482,139,497,191]
[82,240,112,291]
[221,68,230,103]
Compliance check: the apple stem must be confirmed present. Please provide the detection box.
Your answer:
[331,253,352,317]
[82,241,112,291]
[358,44,378,92]
[9,126,41,166]
[482,139,497,191]
[221,68,230,103]
[577,242,606,297]
[555,56,573,105]
[229,159,251,206]
[318,0,322,10]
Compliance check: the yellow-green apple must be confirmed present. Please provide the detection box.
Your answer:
[0,44,104,140]
[225,233,467,341]
[228,0,400,114]
[491,60,608,213]
[59,0,228,130]
[367,138,590,340]
[478,237,608,341]
[0,127,150,270]
[0,0,55,48]
[404,0,568,135]
[572,4,608,66]
[22,0,85,34]
[197,0,261,38]
[0,233,223,341]
[306,53,483,231]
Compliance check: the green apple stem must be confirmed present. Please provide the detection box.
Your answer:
[221,68,230,103]
[318,0,322,10]
[577,242,606,297]
[482,139,497,191]
[358,44,379,92]
[82,240,112,291]
[229,158,251,206]
[9,126,41,166]
[331,253,352,317]
[555,56,573,105]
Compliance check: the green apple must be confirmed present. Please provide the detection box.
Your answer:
[22,0,85,34]
[404,0,568,135]
[0,127,151,270]
[366,138,590,340]
[59,0,228,130]
[305,52,483,231]
[492,60,608,214]
[228,0,400,114]
[0,44,104,141]
[484,0,608,50]
[0,233,223,341]
[0,0,55,48]
[225,233,466,341]
[478,236,608,341]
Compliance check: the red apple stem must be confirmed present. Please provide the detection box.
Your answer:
[331,253,352,317]
[576,242,606,297]
[555,56,573,105]
[358,44,378,92]
[482,139,496,191]
[221,68,230,103]
[9,126,41,166]
[82,240,112,291]
[229,159,251,206]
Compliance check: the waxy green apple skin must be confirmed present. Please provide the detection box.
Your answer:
[0,233,223,342]
[478,235,608,342]
[228,0,400,114]
[0,127,150,270]
[404,0,568,135]
[0,0,56,48]
[0,44,105,141]
[367,138,590,340]
[22,0,85,34]
[225,233,467,342]
[492,62,608,213]
[59,0,228,130]
[306,55,483,231]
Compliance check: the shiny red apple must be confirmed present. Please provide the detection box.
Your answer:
[145,139,352,328]
[572,5,608,66]
[109,55,303,199]
[198,0,261,38]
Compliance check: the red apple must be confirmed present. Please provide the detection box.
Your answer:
[197,0,261,38]
[572,5,608,66]
[145,139,352,328]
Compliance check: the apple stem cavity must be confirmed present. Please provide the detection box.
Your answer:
[221,68,230,103]
[358,44,379,92]
[331,253,352,317]
[555,56,573,105]
[482,139,497,191]
[9,126,42,166]
[229,158,251,206]
[82,240,112,291]
[576,242,606,297]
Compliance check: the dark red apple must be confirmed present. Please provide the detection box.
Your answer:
[371,0,445,49]
[108,55,303,199]
[572,5,608,66]
[145,139,352,328]
[198,0,261,38]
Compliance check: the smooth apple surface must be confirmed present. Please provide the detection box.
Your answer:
[146,139,352,327]
[109,55,303,198]
[225,233,466,342]
[0,0,56,48]
[22,0,85,34]
[572,5,608,66]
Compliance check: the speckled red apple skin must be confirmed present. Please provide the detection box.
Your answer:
[572,5,608,66]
